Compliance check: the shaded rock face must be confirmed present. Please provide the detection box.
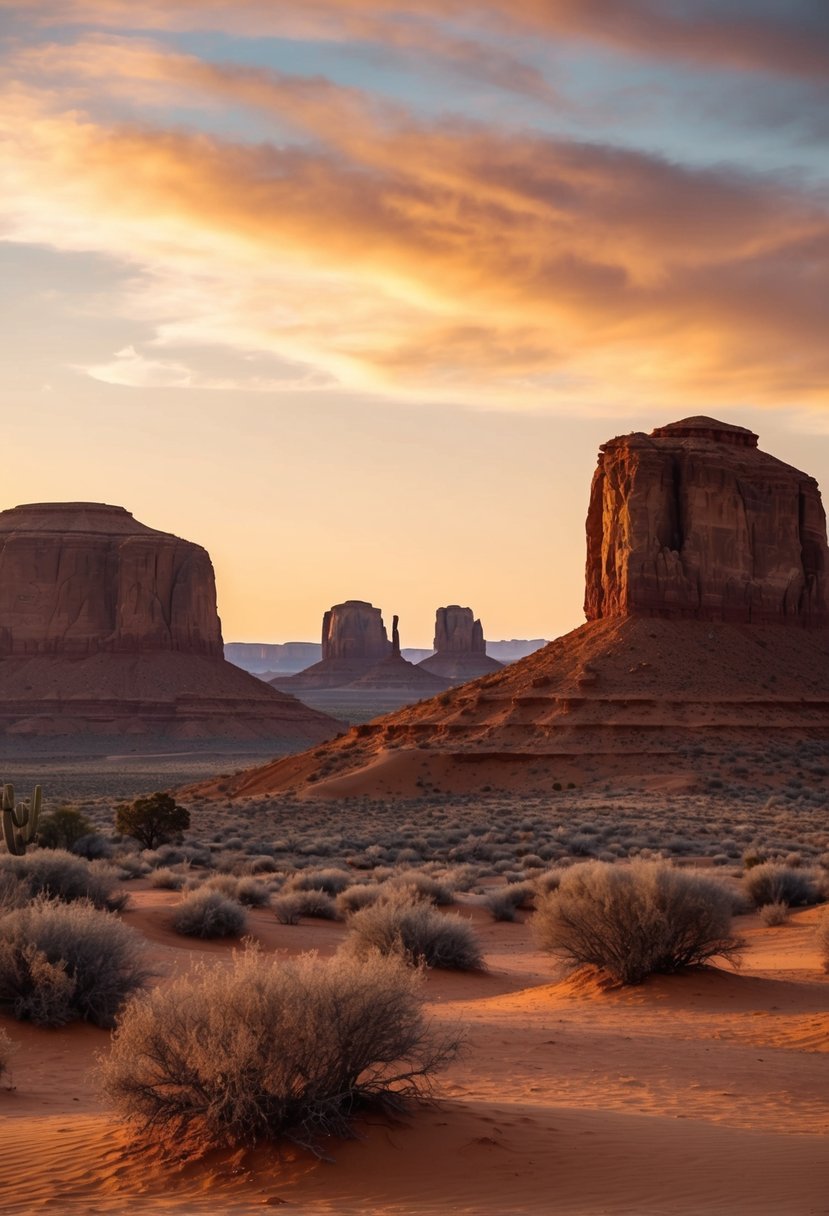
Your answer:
[0,503,223,657]
[584,417,829,626]
[321,600,390,663]
[434,606,485,655]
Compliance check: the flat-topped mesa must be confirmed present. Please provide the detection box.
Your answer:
[585,417,829,626]
[418,605,504,682]
[321,600,390,663]
[0,502,222,656]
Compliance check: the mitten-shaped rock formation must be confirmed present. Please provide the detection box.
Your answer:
[0,503,222,656]
[585,418,829,625]
[419,606,503,683]
[272,600,391,690]
[0,503,340,745]
[322,600,390,662]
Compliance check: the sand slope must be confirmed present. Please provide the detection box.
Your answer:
[1,896,827,1215]
[187,617,829,799]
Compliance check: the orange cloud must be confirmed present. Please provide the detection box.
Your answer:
[1,41,828,412]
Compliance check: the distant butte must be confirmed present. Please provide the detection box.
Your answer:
[188,418,829,800]
[0,502,340,744]
[418,606,503,683]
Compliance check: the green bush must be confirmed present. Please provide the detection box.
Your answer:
[535,860,742,985]
[37,806,94,851]
[0,898,150,1026]
[100,947,459,1155]
[115,793,190,851]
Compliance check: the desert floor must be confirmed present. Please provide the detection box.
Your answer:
[1,792,828,1216]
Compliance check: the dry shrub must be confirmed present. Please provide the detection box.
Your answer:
[0,1027,17,1084]
[100,947,459,1155]
[336,884,380,918]
[743,864,821,908]
[384,872,454,906]
[286,868,352,896]
[483,882,535,922]
[535,860,742,985]
[346,891,483,970]
[0,851,125,911]
[272,890,339,924]
[758,901,790,926]
[171,890,247,939]
[0,898,150,1027]
[817,910,829,972]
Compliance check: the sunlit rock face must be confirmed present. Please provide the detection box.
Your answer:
[418,605,503,682]
[321,600,390,663]
[0,503,223,657]
[584,417,829,626]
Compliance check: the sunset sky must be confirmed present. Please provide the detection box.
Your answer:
[2,2,828,647]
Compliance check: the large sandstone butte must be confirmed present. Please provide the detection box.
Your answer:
[418,605,503,682]
[0,503,339,744]
[189,417,829,800]
[585,417,829,625]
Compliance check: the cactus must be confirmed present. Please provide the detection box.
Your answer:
[1,784,42,856]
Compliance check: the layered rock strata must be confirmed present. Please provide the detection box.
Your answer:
[419,605,503,682]
[584,417,829,625]
[0,503,339,744]
[192,418,829,798]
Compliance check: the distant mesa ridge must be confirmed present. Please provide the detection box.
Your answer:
[192,417,829,800]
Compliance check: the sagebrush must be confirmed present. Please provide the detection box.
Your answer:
[0,898,150,1026]
[100,947,459,1154]
[534,860,742,985]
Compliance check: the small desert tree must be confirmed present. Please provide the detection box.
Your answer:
[115,793,190,851]
[37,805,93,851]
[100,947,459,1156]
[535,859,742,985]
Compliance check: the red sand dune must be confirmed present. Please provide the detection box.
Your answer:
[2,893,827,1214]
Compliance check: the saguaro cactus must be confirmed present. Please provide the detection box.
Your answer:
[1,784,42,856]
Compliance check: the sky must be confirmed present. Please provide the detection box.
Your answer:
[1,1,828,648]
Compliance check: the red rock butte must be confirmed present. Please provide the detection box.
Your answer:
[585,417,828,625]
[0,503,339,744]
[189,418,829,800]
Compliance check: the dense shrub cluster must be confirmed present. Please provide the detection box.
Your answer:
[100,948,459,1154]
[0,851,125,911]
[0,898,150,1027]
[535,860,742,985]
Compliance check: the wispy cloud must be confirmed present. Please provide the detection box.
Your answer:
[6,0,829,81]
[2,36,827,412]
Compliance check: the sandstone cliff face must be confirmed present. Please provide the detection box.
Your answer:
[321,601,390,663]
[584,417,829,626]
[0,503,223,656]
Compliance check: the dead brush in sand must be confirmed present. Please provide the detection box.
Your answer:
[100,946,460,1156]
[534,860,742,985]
[817,910,829,971]
[0,1026,17,1084]
[0,897,151,1027]
[345,889,483,970]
